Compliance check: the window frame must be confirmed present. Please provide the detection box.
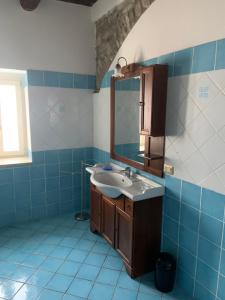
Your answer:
[0,73,29,159]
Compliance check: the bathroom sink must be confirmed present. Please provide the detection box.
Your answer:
[91,172,132,198]
[87,163,165,200]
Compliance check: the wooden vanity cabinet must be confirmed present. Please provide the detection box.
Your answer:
[90,184,162,278]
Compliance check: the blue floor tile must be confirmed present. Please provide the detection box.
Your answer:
[88,282,115,300]
[113,287,138,300]
[34,244,55,255]
[67,278,93,298]
[50,245,72,259]
[67,249,89,263]
[0,214,195,300]
[0,278,23,299]
[11,265,35,282]
[6,250,28,263]
[84,252,106,267]
[57,260,81,276]
[76,239,95,251]
[46,273,73,292]
[138,292,161,300]
[27,269,54,287]
[37,289,63,300]
[92,242,110,254]
[22,254,46,268]
[39,257,64,272]
[76,264,101,281]
[12,284,42,300]
[96,268,120,286]
[103,256,123,270]
[60,237,79,248]
[63,294,85,300]
[117,271,140,291]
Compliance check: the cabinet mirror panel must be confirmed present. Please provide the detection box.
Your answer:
[114,77,145,166]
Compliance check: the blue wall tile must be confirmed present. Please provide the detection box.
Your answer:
[74,74,88,89]
[180,203,199,232]
[174,48,193,76]
[176,268,194,297]
[201,188,225,221]
[194,282,215,300]
[88,75,96,90]
[14,167,30,183]
[14,182,30,199]
[44,71,59,87]
[196,259,218,294]
[30,165,45,180]
[192,41,216,73]
[59,72,73,88]
[179,225,198,255]
[218,274,225,300]
[31,179,46,195]
[220,249,225,276]
[199,213,223,246]
[163,216,178,243]
[165,175,181,201]
[181,181,201,210]
[46,178,59,192]
[163,196,180,222]
[178,247,196,277]
[142,57,158,66]
[198,236,220,270]
[158,53,174,77]
[0,169,13,185]
[27,70,44,86]
[45,150,59,164]
[45,164,59,178]
[215,39,225,70]
[32,152,45,165]
[59,149,72,163]
[162,235,178,258]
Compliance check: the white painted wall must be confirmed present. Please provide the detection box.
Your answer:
[110,0,225,67]
[91,0,124,22]
[0,0,95,74]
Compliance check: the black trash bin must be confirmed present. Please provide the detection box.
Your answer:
[154,252,176,293]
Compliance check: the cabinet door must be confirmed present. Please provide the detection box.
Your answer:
[115,207,133,264]
[101,196,116,246]
[90,185,102,232]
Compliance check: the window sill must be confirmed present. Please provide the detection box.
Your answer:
[0,157,32,167]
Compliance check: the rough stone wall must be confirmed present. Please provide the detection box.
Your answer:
[95,0,155,89]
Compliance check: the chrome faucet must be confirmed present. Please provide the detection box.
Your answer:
[119,167,131,178]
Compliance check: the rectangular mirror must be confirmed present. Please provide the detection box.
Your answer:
[114,77,145,165]
[111,64,168,177]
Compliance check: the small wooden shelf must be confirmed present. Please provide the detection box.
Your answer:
[138,153,163,161]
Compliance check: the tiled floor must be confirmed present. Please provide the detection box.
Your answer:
[0,214,192,300]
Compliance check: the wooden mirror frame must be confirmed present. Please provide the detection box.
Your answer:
[110,63,168,177]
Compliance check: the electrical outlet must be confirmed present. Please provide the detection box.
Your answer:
[164,164,174,175]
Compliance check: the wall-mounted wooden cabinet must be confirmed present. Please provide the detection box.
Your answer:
[90,184,162,278]
[140,65,168,137]
[111,64,168,178]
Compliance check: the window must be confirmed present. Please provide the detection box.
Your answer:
[0,70,31,164]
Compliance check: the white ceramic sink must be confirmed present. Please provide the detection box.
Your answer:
[87,163,165,201]
[91,172,132,198]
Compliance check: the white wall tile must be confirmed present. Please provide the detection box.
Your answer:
[28,87,93,151]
